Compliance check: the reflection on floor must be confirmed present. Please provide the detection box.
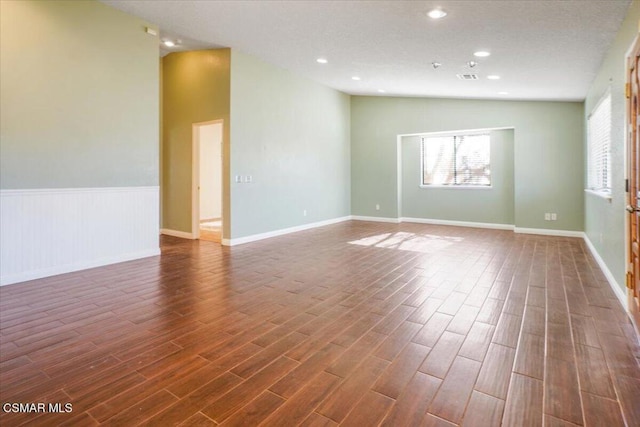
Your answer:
[1,221,638,425]
[200,219,221,243]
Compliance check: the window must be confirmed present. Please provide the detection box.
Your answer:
[587,92,611,193]
[421,133,491,186]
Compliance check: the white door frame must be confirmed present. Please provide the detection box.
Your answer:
[192,119,224,240]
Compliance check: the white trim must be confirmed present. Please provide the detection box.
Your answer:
[419,185,493,190]
[0,186,157,195]
[401,217,514,230]
[514,227,584,237]
[1,186,160,286]
[396,135,403,218]
[587,87,612,120]
[192,123,200,240]
[353,216,583,236]
[351,215,402,224]
[584,189,612,201]
[1,249,160,286]
[582,234,627,311]
[399,126,514,138]
[160,228,196,239]
[223,216,352,246]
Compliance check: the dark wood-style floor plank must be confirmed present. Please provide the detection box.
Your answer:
[373,341,430,399]
[428,356,482,424]
[261,371,340,427]
[461,390,505,427]
[419,331,465,378]
[380,371,441,427]
[475,343,516,399]
[502,373,544,427]
[316,355,388,422]
[340,390,394,427]
[580,392,625,426]
[0,222,637,426]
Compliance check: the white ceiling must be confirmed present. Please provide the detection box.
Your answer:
[102,0,631,101]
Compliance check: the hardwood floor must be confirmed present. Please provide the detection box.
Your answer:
[199,228,221,243]
[1,221,639,426]
[200,219,222,243]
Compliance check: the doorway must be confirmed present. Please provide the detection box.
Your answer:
[192,120,223,243]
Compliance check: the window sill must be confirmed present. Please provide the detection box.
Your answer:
[420,185,493,190]
[584,189,612,201]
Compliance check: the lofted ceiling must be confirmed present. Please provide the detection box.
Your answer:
[102,0,631,101]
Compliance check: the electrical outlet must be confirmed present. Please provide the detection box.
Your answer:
[551,213,557,221]
[235,175,242,183]
[376,204,380,211]
[303,210,307,217]
[544,213,551,221]
[246,175,252,183]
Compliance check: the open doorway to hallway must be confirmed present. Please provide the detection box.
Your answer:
[193,120,223,243]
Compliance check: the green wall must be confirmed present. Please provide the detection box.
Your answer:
[401,129,514,225]
[230,51,351,239]
[0,0,159,189]
[585,1,639,289]
[351,97,584,231]
[161,49,231,237]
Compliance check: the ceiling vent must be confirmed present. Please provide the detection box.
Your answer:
[456,74,479,80]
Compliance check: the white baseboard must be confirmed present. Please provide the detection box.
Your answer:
[401,217,514,230]
[1,248,161,287]
[582,235,627,310]
[351,215,402,224]
[160,228,196,239]
[223,215,351,246]
[352,216,583,236]
[1,186,160,286]
[514,227,584,238]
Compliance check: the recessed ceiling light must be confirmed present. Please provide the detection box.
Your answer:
[498,91,509,95]
[377,89,386,93]
[352,76,361,81]
[487,75,501,80]
[163,40,176,47]
[474,51,491,57]
[316,58,328,64]
[427,8,447,19]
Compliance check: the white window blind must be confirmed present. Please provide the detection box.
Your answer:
[422,134,491,186]
[587,92,611,192]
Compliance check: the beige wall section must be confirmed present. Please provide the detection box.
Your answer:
[161,49,231,237]
[0,0,159,189]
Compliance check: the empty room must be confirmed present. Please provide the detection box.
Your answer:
[1,0,639,426]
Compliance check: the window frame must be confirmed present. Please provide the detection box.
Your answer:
[585,90,612,199]
[419,131,493,189]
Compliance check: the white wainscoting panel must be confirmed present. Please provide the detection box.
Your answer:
[1,187,160,286]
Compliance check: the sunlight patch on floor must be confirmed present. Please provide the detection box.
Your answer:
[348,232,464,254]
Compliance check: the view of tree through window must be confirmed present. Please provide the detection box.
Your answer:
[421,134,491,186]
